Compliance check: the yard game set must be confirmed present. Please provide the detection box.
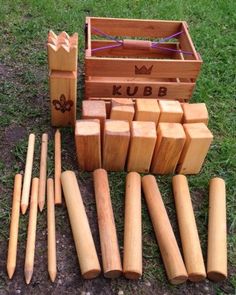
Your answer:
[6,17,227,285]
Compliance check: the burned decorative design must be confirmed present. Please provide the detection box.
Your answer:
[135,65,153,75]
[53,94,73,113]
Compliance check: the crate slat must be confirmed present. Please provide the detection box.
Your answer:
[86,78,195,100]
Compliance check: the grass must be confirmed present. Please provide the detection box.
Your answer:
[0,0,235,294]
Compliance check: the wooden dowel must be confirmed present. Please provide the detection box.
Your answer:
[21,133,35,214]
[123,172,142,279]
[24,177,39,284]
[142,175,188,284]
[93,169,122,278]
[61,171,101,279]
[172,175,206,281]
[47,178,57,282]
[54,129,62,205]
[38,133,48,212]
[7,174,22,279]
[207,177,227,281]
[123,39,152,50]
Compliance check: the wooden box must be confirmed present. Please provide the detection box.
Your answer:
[85,17,202,102]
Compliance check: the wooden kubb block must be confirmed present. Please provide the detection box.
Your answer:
[159,100,183,123]
[182,103,209,125]
[47,31,78,127]
[151,123,186,174]
[75,120,102,171]
[135,99,160,125]
[110,98,135,124]
[177,123,213,174]
[82,100,106,131]
[127,121,157,173]
[103,120,130,171]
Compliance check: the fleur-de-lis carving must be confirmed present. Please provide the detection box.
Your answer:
[52,94,73,113]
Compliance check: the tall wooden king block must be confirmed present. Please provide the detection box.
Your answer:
[127,121,157,173]
[47,31,78,126]
[182,103,209,125]
[159,100,183,123]
[177,123,213,174]
[151,123,186,174]
[75,120,101,171]
[103,120,130,171]
[135,99,160,124]
[110,98,135,124]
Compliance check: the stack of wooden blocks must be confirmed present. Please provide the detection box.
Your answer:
[75,99,213,174]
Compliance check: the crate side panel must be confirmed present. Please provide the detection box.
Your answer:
[85,57,202,79]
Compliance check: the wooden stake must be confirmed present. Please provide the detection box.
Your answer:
[21,133,35,214]
[93,169,122,278]
[7,174,22,279]
[61,171,101,279]
[172,175,206,281]
[207,177,227,281]
[54,129,62,205]
[47,178,57,282]
[123,172,142,279]
[24,177,39,284]
[142,175,188,284]
[38,133,48,211]
[103,120,130,171]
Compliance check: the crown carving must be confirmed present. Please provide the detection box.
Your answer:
[135,65,153,75]
[47,30,78,71]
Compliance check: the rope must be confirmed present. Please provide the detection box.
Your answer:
[89,25,193,55]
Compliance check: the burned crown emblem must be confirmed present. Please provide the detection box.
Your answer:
[135,65,153,75]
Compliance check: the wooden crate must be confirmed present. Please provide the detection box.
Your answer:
[85,17,202,102]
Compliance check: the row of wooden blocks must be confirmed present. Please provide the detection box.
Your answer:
[82,99,209,126]
[75,119,213,174]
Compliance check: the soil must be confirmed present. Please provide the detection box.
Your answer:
[0,62,235,295]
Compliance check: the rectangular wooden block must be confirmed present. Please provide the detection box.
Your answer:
[177,123,213,174]
[159,100,183,123]
[103,120,130,171]
[82,100,106,130]
[75,119,101,171]
[182,103,209,125]
[50,71,77,127]
[151,123,186,174]
[110,98,135,123]
[135,99,160,124]
[127,121,157,173]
